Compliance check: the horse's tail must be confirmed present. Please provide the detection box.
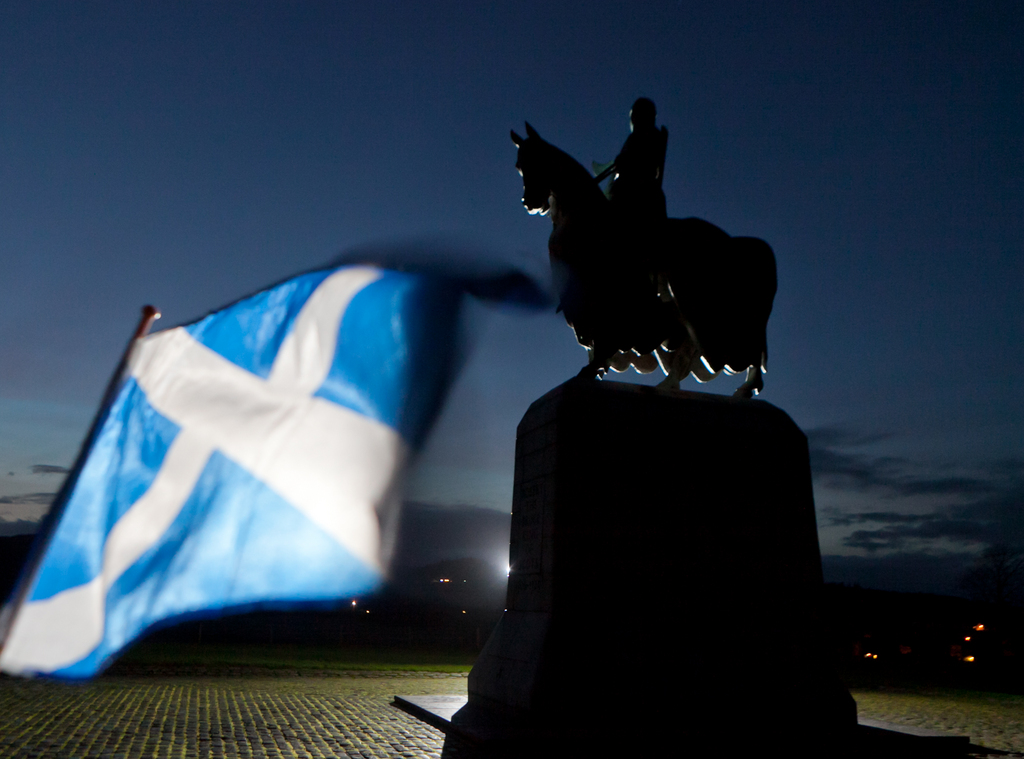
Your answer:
[714,236,775,372]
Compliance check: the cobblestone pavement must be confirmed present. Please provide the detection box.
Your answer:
[4,673,1024,758]
[0,672,467,759]
[853,689,1024,757]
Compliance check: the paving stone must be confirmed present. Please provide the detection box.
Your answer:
[4,672,1013,757]
[0,674,466,758]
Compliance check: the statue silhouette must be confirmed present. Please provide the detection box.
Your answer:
[607,97,668,225]
[512,112,776,397]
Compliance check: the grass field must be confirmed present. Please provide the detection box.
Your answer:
[113,641,477,673]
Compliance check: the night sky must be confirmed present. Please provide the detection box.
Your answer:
[1,2,1021,596]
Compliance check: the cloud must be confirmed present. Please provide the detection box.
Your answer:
[0,519,41,537]
[949,478,1024,546]
[392,501,511,569]
[807,427,993,498]
[824,498,1024,553]
[812,426,1024,553]
[987,459,1024,477]
[837,513,989,552]
[31,464,69,475]
[822,551,975,596]
[827,511,924,526]
[0,493,55,506]
[807,428,893,449]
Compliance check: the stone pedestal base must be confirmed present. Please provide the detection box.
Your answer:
[466,379,855,750]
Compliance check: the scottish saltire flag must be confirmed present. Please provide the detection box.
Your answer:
[0,262,539,678]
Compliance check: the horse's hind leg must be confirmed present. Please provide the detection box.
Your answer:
[734,363,764,398]
[608,350,634,373]
[655,346,680,389]
[631,350,660,374]
[656,342,696,390]
[578,340,616,379]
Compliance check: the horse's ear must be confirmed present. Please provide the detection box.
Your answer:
[510,129,523,147]
[525,122,540,140]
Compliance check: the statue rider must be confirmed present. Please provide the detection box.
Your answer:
[598,98,677,356]
[607,97,668,227]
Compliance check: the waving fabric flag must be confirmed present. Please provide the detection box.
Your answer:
[0,262,539,678]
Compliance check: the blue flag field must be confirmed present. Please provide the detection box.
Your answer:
[0,262,534,678]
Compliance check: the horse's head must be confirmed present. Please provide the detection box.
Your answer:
[511,122,553,215]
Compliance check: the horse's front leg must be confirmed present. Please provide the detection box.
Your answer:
[734,364,764,398]
[655,311,700,389]
[578,340,615,379]
[576,360,604,380]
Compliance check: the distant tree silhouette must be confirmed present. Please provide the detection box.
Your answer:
[960,544,1024,606]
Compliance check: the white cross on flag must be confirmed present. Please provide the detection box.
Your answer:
[0,261,540,678]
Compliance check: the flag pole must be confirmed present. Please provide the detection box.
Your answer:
[0,305,161,647]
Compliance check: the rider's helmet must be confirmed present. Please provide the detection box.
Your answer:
[629,98,656,132]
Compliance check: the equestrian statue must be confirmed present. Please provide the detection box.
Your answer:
[512,98,777,398]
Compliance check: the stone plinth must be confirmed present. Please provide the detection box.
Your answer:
[465,378,856,749]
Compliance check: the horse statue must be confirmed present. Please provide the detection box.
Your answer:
[511,121,777,398]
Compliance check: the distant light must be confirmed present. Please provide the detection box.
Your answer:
[365,610,370,614]
[351,600,357,607]
[965,636,971,641]
[974,623,985,631]
[864,653,874,658]
[965,656,976,662]
[872,654,878,659]
[462,610,466,614]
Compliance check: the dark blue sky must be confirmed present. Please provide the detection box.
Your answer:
[1,1,1021,594]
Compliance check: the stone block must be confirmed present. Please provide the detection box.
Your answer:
[466,378,856,748]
